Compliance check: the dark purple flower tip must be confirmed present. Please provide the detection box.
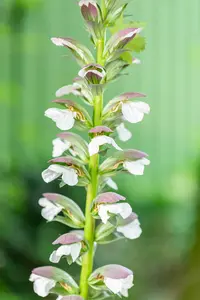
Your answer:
[89,126,113,134]
[52,232,83,245]
[32,266,54,278]
[78,64,106,84]
[94,192,126,204]
[92,264,133,280]
[79,0,98,21]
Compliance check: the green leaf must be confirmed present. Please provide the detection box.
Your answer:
[127,35,146,53]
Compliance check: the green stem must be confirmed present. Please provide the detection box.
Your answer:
[80,38,104,299]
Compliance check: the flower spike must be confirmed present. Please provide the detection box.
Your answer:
[33,2,149,300]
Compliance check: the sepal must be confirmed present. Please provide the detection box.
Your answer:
[88,265,133,296]
[51,37,95,66]
[42,193,85,228]
[30,266,79,297]
[104,27,142,58]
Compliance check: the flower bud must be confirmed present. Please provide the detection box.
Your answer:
[79,64,106,85]
[79,0,99,22]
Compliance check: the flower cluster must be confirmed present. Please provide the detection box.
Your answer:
[30,1,149,299]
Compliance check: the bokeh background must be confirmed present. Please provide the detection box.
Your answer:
[1,0,200,299]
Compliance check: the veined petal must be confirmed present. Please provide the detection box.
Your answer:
[45,108,76,130]
[89,135,122,156]
[117,217,142,240]
[116,123,132,142]
[42,165,64,183]
[52,138,71,157]
[122,101,150,124]
[123,158,150,175]
[50,243,81,264]
[105,177,118,190]
[98,203,132,224]
[29,274,56,297]
[39,198,63,221]
[62,168,79,186]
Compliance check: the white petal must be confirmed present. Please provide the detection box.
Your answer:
[38,198,63,221]
[116,123,132,142]
[42,165,62,183]
[45,108,76,130]
[98,203,132,224]
[30,275,56,298]
[117,219,142,239]
[88,136,122,156]
[52,138,71,157]
[70,242,82,262]
[106,178,118,190]
[50,243,81,263]
[56,297,63,300]
[55,84,80,97]
[122,101,150,123]
[104,277,122,294]
[61,167,79,186]
[123,158,150,175]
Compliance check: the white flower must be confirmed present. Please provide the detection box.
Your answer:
[123,157,150,175]
[117,218,142,240]
[52,138,70,157]
[89,136,122,156]
[50,243,82,263]
[98,203,132,224]
[45,108,76,130]
[55,84,81,98]
[56,297,63,300]
[104,274,133,297]
[116,123,132,142]
[29,274,56,297]
[42,164,78,186]
[105,177,118,190]
[38,197,63,221]
[122,101,150,123]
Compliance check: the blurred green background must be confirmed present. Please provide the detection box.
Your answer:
[1,0,200,299]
